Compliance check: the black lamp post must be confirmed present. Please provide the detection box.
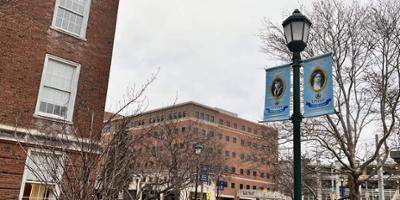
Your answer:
[340,176,345,199]
[282,9,312,200]
[193,143,203,200]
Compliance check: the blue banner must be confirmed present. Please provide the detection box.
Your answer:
[199,164,209,182]
[264,64,291,122]
[303,53,335,118]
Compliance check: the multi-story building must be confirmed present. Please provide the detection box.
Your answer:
[0,0,119,199]
[118,101,278,200]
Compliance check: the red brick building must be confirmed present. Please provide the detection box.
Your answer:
[0,0,119,199]
[121,102,278,200]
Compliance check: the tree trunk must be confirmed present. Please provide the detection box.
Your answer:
[348,175,361,200]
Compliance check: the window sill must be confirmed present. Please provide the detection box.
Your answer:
[33,113,73,125]
[50,26,87,41]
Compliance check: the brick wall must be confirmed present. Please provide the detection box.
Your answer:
[0,0,119,136]
[0,141,27,199]
[122,102,278,200]
[0,0,119,198]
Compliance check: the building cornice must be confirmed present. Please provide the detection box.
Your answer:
[123,117,266,139]
[229,175,273,184]
[113,101,270,128]
[0,123,100,152]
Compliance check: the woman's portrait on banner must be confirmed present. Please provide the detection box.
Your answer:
[270,76,285,99]
[310,68,327,92]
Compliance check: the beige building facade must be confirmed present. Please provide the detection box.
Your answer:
[121,101,278,200]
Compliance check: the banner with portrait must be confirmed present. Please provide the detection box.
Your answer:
[303,53,335,118]
[264,64,291,122]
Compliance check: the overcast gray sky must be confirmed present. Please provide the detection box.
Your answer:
[105,0,312,121]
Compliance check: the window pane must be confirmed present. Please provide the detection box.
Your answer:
[53,105,61,116]
[39,58,76,118]
[44,59,74,92]
[46,103,54,114]
[41,87,70,106]
[22,182,56,200]
[291,21,304,41]
[40,101,68,118]
[59,0,87,15]
[60,106,68,117]
[55,7,84,35]
[283,23,292,42]
[39,102,47,113]
[26,151,63,183]
[303,23,311,43]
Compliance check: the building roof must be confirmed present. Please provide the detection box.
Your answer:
[103,111,124,122]
[124,101,265,127]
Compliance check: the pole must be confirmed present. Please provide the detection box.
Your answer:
[331,167,334,194]
[292,51,303,200]
[378,167,385,200]
[335,162,341,198]
[195,166,199,200]
[316,160,322,200]
[216,176,220,200]
[200,181,204,200]
[340,180,344,199]
[376,134,385,200]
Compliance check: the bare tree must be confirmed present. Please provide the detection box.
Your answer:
[130,117,226,200]
[14,73,157,200]
[274,150,327,200]
[259,0,400,199]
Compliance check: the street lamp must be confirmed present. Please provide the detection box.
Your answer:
[193,143,203,200]
[282,9,312,58]
[282,9,312,200]
[194,143,203,155]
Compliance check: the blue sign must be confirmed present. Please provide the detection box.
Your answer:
[340,186,345,198]
[217,180,226,190]
[264,64,291,122]
[199,165,209,182]
[303,53,335,118]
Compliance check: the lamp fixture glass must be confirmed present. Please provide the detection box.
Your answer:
[194,143,203,155]
[282,9,312,53]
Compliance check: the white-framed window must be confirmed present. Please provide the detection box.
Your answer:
[19,149,65,200]
[35,54,80,122]
[51,0,91,38]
